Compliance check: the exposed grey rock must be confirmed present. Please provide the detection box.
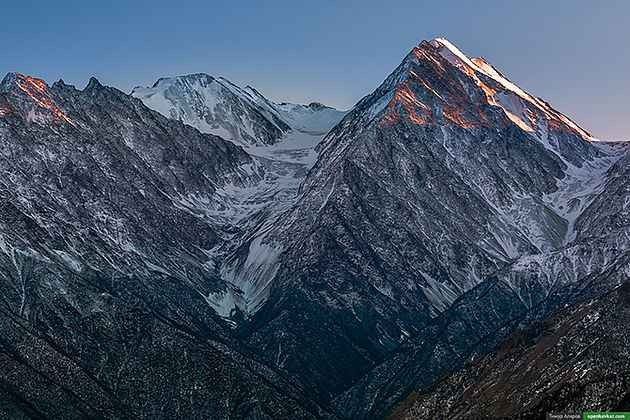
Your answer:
[0,72,329,419]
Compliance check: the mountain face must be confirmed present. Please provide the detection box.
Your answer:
[0,72,331,419]
[0,72,264,289]
[1,37,628,420]
[132,72,347,317]
[391,282,630,419]
[131,73,345,146]
[211,38,629,417]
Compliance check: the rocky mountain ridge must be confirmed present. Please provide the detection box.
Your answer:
[391,282,630,419]
[0,72,331,419]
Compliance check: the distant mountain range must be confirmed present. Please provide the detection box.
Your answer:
[0,38,628,419]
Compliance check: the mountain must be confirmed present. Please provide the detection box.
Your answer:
[131,74,347,319]
[1,36,628,420]
[391,282,630,419]
[130,73,289,146]
[0,72,331,419]
[131,74,346,259]
[212,38,629,417]
[131,73,345,146]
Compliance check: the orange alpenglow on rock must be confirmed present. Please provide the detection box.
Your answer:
[388,83,434,126]
[429,38,592,138]
[377,37,594,138]
[13,73,74,125]
[380,40,492,130]
[0,103,11,117]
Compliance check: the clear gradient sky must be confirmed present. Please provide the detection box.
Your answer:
[2,0,628,139]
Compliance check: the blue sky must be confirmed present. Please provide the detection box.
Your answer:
[2,0,628,139]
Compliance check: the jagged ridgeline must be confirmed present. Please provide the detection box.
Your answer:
[0,37,628,419]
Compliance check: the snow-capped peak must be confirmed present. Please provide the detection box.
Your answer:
[132,73,345,146]
[131,73,290,145]
[429,37,540,103]
[428,38,592,139]
[429,37,480,72]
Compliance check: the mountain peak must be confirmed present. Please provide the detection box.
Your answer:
[0,72,39,94]
[307,102,330,110]
[357,38,593,140]
[0,72,74,125]
[84,76,105,93]
[53,78,68,88]
[149,73,216,89]
[132,72,291,145]
[428,38,592,138]
[428,37,465,56]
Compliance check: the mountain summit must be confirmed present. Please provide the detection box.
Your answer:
[428,38,591,137]
[131,73,345,146]
[0,72,75,125]
[320,38,596,165]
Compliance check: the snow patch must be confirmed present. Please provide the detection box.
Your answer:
[420,270,459,316]
[53,250,82,273]
[220,233,283,316]
[542,144,623,244]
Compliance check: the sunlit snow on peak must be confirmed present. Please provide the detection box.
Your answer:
[428,38,593,139]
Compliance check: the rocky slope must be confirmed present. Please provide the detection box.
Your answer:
[0,72,330,419]
[391,282,630,419]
